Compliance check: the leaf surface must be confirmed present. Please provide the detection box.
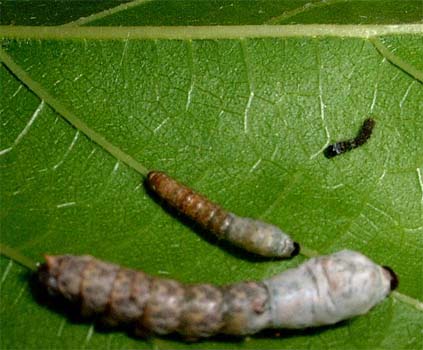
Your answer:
[1,1,422,349]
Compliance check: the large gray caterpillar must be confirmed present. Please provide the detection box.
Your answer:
[38,250,397,339]
[146,171,299,258]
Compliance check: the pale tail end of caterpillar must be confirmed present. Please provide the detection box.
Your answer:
[38,250,397,339]
[146,171,299,258]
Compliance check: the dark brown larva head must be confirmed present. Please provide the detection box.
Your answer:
[146,171,169,194]
[147,171,164,185]
[146,171,157,182]
[38,255,65,296]
[324,142,347,158]
[290,242,301,257]
[382,265,399,291]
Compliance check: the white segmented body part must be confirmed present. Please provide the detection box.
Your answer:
[224,214,297,258]
[264,250,395,328]
[38,250,397,339]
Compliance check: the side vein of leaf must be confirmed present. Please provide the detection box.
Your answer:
[61,0,154,27]
[66,0,347,28]
[0,243,38,271]
[369,37,423,84]
[0,48,149,177]
[392,291,423,311]
[266,0,347,25]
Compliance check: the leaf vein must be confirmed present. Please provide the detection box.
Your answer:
[0,100,45,156]
[310,42,330,159]
[369,37,423,84]
[2,25,423,40]
[0,48,149,177]
[266,0,347,25]
[61,0,154,27]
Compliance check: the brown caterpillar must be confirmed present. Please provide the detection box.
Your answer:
[324,118,376,158]
[38,250,397,340]
[146,171,299,258]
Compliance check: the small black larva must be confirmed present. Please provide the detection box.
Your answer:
[324,118,375,158]
[38,250,398,340]
[146,171,299,258]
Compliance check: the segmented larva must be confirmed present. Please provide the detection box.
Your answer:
[38,250,397,339]
[146,171,299,258]
[324,118,376,158]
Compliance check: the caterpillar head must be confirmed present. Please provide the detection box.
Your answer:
[38,255,92,301]
[38,255,67,296]
[381,265,399,291]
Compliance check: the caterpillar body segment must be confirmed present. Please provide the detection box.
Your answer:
[264,249,396,329]
[38,250,397,339]
[324,118,376,158]
[146,171,299,258]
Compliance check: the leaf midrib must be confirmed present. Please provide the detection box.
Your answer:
[1,24,423,40]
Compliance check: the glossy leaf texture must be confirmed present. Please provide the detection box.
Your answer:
[1,1,422,349]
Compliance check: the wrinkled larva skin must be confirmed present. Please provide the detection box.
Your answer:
[146,171,298,258]
[264,250,394,328]
[38,250,396,339]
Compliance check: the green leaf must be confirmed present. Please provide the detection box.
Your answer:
[1,1,422,349]
[0,0,132,26]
